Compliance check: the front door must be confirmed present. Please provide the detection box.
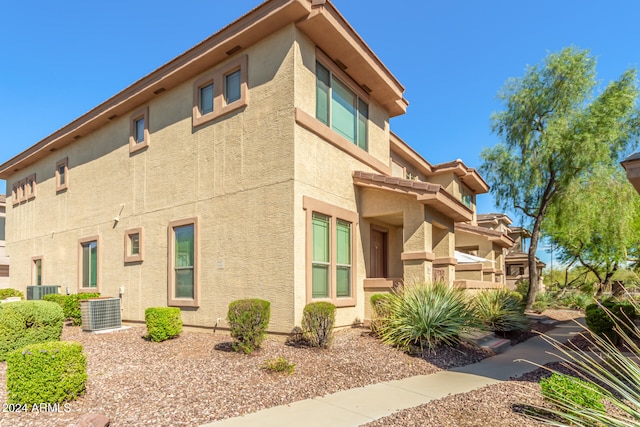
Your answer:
[370,227,388,278]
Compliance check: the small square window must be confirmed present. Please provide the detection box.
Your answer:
[129,107,149,154]
[124,227,144,263]
[56,158,69,193]
[192,55,248,127]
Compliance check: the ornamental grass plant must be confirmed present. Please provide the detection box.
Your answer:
[471,289,528,333]
[377,281,477,354]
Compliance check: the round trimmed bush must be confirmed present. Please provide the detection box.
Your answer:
[302,302,336,348]
[145,307,183,342]
[0,301,64,361]
[227,299,271,354]
[6,341,87,405]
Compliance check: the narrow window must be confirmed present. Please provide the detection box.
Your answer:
[315,63,330,125]
[79,237,99,291]
[336,220,352,297]
[134,117,145,144]
[168,218,199,307]
[56,158,69,192]
[129,107,149,154]
[225,70,241,104]
[32,257,43,286]
[312,213,330,298]
[200,82,214,115]
[26,174,36,200]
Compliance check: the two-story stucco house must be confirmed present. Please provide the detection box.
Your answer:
[0,0,494,333]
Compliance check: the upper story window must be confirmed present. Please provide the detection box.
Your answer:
[193,55,248,127]
[316,61,368,151]
[56,157,69,193]
[461,187,473,208]
[11,174,36,205]
[129,107,149,154]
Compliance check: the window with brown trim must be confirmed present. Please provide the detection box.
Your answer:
[32,256,43,286]
[56,157,69,192]
[129,107,149,154]
[78,236,100,293]
[11,183,19,206]
[192,55,248,127]
[315,50,369,151]
[124,227,144,263]
[168,217,199,307]
[303,196,357,307]
[26,174,36,200]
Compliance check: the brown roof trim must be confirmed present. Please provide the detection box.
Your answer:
[476,213,513,226]
[455,223,515,248]
[296,2,407,117]
[389,133,489,194]
[505,252,546,267]
[353,171,473,222]
[1,0,408,179]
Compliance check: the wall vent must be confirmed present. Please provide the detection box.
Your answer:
[80,298,122,332]
[26,285,60,300]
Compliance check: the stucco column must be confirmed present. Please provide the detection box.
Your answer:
[431,221,456,285]
[401,205,433,283]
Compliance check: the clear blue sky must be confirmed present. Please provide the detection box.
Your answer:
[2,0,640,264]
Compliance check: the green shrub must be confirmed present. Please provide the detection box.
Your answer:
[145,307,183,342]
[261,356,295,374]
[227,299,270,354]
[558,291,592,310]
[378,282,476,354]
[42,293,68,309]
[63,293,100,325]
[531,300,548,313]
[540,373,605,420]
[370,293,393,335]
[471,289,528,333]
[0,288,24,300]
[0,301,64,361]
[586,301,637,344]
[6,341,87,405]
[530,297,640,426]
[302,302,336,348]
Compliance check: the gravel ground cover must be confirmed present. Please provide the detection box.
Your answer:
[0,309,581,427]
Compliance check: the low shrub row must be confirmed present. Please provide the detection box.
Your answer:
[585,301,637,344]
[43,293,100,326]
[0,300,63,361]
[0,288,24,300]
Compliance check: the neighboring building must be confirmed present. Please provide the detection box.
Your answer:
[453,213,514,292]
[0,195,8,288]
[622,152,640,194]
[0,0,493,332]
[504,225,546,290]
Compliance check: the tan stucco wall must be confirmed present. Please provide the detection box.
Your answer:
[6,25,300,332]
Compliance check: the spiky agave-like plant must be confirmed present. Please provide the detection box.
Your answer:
[377,282,477,354]
[528,300,640,426]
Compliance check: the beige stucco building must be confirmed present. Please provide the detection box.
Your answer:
[0,195,8,288]
[0,0,498,332]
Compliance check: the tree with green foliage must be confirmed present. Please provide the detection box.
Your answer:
[544,166,640,295]
[481,46,640,309]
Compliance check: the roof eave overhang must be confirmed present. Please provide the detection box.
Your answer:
[455,223,515,248]
[621,157,640,195]
[353,171,473,222]
[0,0,314,179]
[296,2,407,117]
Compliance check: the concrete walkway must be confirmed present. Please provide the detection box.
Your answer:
[201,319,585,427]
